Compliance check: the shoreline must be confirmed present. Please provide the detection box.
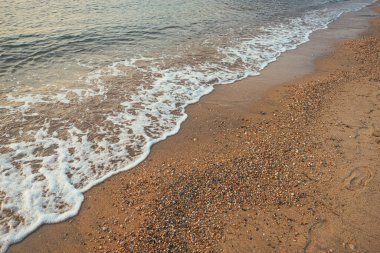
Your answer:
[8,3,380,253]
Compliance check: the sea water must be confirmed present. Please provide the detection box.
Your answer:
[0,0,376,251]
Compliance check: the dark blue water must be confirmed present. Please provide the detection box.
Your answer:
[0,0,376,252]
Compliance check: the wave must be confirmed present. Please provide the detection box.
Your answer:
[0,1,376,252]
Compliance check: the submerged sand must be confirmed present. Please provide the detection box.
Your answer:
[8,4,380,253]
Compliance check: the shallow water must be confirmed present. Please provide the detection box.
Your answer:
[0,0,377,251]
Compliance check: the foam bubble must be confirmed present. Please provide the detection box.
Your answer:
[0,1,376,252]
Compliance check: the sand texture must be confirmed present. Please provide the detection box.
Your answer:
[8,5,380,253]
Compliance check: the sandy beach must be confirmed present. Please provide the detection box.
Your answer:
[8,3,380,253]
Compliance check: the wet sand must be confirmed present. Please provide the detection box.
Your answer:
[8,3,380,253]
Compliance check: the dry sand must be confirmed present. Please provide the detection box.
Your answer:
[8,4,380,253]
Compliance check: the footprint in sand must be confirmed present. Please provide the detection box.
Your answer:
[354,126,380,144]
[343,167,373,191]
[372,128,380,138]
[304,220,326,253]
[304,220,349,253]
[376,93,380,101]
[355,127,374,144]
[369,125,380,143]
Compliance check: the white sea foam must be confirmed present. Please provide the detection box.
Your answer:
[0,1,376,252]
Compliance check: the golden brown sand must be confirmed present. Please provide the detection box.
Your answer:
[8,5,380,253]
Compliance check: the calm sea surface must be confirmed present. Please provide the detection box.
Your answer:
[0,0,376,251]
